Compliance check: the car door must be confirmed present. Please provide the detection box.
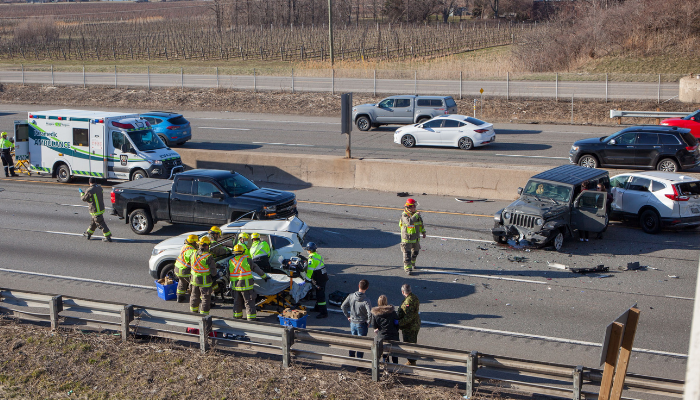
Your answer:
[609,175,630,213]
[109,130,133,179]
[601,131,637,166]
[374,98,395,124]
[621,176,652,215]
[392,98,414,123]
[192,179,229,225]
[634,133,661,166]
[413,119,444,145]
[439,119,462,146]
[170,177,194,223]
[570,191,608,233]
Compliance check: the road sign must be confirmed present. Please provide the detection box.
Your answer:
[480,88,484,94]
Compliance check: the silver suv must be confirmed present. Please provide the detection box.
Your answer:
[352,95,458,131]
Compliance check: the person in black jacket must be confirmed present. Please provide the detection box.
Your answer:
[370,295,400,364]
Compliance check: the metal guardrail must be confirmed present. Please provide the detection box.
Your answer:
[609,110,689,125]
[0,288,685,399]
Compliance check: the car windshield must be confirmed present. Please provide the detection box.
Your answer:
[683,110,700,120]
[127,129,166,151]
[217,174,259,196]
[603,130,625,142]
[523,180,572,202]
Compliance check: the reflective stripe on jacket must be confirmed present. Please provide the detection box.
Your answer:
[399,211,425,243]
[80,184,106,216]
[0,138,14,153]
[306,253,326,280]
[191,251,214,287]
[229,255,256,291]
[174,243,197,277]
[250,241,270,258]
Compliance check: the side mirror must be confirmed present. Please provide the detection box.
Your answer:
[212,192,224,199]
[573,200,579,208]
[517,187,523,195]
[609,139,616,145]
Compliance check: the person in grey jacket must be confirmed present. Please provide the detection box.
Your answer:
[341,279,372,359]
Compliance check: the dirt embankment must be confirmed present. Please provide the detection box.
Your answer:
[0,83,697,126]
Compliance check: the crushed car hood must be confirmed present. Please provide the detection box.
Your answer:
[505,198,569,217]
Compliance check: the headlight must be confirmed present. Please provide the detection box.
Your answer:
[571,146,579,151]
[152,248,165,256]
[263,205,277,212]
[503,212,511,220]
[536,218,544,225]
[494,213,502,222]
[660,122,669,126]
[149,160,163,165]
[543,221,557,229]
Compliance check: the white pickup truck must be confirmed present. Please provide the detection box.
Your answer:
[352,95,458,131]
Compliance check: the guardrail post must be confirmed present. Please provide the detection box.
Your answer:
[199,315,211,354]
[617,108,621,125]
[49,295,62,331]
[573,365,583,400]
[120,305,133,342]
[372,336,383,382]
[655,107,660,125]
[465,350,478,399]
[282,325,294,368]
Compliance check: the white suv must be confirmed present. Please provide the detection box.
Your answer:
[610,171,700,233]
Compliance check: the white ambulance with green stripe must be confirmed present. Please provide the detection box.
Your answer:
[14,109,183,183]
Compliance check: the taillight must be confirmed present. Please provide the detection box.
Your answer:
[110,191,116,203]
[475,129,489,133]
[685,145,697,151]
[166,126,179,130]
[665,185,689,201]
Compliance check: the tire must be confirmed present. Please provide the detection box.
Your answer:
[401,134,416,148]
[159,262,177,281]
[656,158,679,172]
[492,234,507,244]
[131,169,148,180]
[640,209,661,234]
[356,116,371,131]
[417,117,430,124]
[56,164,72,183]
[158,134,169,147]
[578,155,598,168]
[458,137,474,150]
[129,208,154,235]
[552,231,564,252]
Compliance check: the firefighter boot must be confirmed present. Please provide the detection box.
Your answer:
[177,294,187,303]
[102,235,112,242]
[83,232,92,240]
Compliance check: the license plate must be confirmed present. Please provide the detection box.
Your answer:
[691,207,699,214]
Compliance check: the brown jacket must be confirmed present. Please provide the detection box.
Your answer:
[80,184,106,216]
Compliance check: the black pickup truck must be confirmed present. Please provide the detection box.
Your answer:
[111,169,298,234]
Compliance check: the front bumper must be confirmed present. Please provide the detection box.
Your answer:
[148,255,163,279]
[492,224,555,246]
[147,163,184,179]
[569,150,580,164]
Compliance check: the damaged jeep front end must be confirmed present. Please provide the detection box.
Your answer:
[492,209,566,248]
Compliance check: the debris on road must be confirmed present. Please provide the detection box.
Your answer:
[618,262,647,271]
[570,265,609,274]
[477,246,489,251]
[396,192,410,197]
[668,275,680,279]
[455,198,489,203]
[546,261,569,270]
[508,256,528,262]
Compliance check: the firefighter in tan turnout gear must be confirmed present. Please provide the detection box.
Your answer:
[190,236,216,315]
[207,226,232,257]
[229,243,269,320]
[399,198,426,275]
[80,177,112,242]
[175,234,199,303]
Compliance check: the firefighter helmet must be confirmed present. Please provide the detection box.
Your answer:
[303,242,317,252]
[405,198,417,207]
[0,132,6,137]
[233,244,245,254]
[239,232,250,240]
[251,232,260,240]
[198,236,212,246]
[185,234,198,244]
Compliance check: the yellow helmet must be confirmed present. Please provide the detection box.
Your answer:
[198,236,212,246]
[0,132,6,137]
[233,244,245,254]
[186,234,198,244]
[239,232,250,240]
[251,232,260,240]
[209,226,222,235]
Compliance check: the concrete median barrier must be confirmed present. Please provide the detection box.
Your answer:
[177,148,548,200]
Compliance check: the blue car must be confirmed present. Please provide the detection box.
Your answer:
[139,111,192,147]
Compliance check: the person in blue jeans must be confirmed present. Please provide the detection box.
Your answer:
[341,279,372,358]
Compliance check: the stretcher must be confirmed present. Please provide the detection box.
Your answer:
[253,273,311,315]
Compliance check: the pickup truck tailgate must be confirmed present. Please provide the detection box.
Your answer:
[113,178,172,192]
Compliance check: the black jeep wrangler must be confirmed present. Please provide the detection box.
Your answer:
[492,165,611,251]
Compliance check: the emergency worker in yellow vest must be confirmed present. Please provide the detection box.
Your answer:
[207,226,232,257]
[304,242,329,319]
[235,232,251,256]
[250,232,272,273]
[80,177,112,242]
[0,132,17,177]
[190,236,216,315]
[399,198,426,275]
[229,244,269,320]
[175,234,199,303]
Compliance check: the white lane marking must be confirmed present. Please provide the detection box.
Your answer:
[41,230,132,242]
[665,295,695,300]
[390,232,492,243]
[427,268,547,284]
[57,203,113,210]
[325,310,686,358]
[252,142,314,147]
[495,154,569,160]
[0,267,155,290]
[198,126,251,131]
[196,117,339,125]
[323,230,341,235]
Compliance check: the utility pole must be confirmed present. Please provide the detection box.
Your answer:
[328,0,334,66]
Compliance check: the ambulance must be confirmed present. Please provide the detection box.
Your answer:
[14,109,183,183]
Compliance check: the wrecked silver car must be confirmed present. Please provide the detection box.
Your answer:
[492,165,610,251]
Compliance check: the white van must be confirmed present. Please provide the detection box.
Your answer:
[14,109,183,183]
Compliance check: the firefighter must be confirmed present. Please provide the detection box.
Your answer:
[399,198,426,275]
[175,234,199,303]
[235,232,251,256]
[207,226,232,257]
[190,236,216,315]
[229,244,269,320]
[0,132,17,177]
[304,242,329,319]
[250,232,271,272]
[80,177,112,242]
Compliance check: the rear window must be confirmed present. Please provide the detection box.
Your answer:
[175,178,193,194]
[465,117,486,126]
[417,99,444,107]
[445,98,457,108]
[443,119,462,128]
[651,180,666,192]
[168,116,188,125]
[680,132,698,147]
[637,133,658,145]
[628,177,651,192]
[676,182,700,195]
[660,134,681,145]
[394,99,411,108]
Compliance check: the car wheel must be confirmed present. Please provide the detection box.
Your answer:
[130,208,154,235]
[578,155,598,168]
[158,134,169,147]
[159,262,178,282]
[417,117,430,124]
[552,231,564,252]
[356,116,371,131]
[56,164,72,183]
[657,158,679,172]
[492,234,507,244]
[458,137,474,150]
[401,134,416,148]
[640,209,661,234]
[131,169,147,180]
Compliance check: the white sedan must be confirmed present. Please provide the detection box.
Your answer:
[394,114,495,150]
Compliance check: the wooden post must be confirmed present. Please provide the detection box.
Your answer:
[617,108,622,125]
[120,305,134,343]
[573,365,583,400]
[282,325,294,368]
[655,107,661,125]
[199,315,211,354]
[465,350,478,399]
[610,308,640,400]
[599,322,624,400]
[372,336,383,382]
[49,295,62,331]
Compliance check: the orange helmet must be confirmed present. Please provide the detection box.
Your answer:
[405,198,417,207]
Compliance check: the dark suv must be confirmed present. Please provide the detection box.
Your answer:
[140,111,192,147]
[569,126,699,172]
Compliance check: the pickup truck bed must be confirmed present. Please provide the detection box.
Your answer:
[114,178,172,192]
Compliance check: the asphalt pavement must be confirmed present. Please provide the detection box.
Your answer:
[0,175,695,382]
